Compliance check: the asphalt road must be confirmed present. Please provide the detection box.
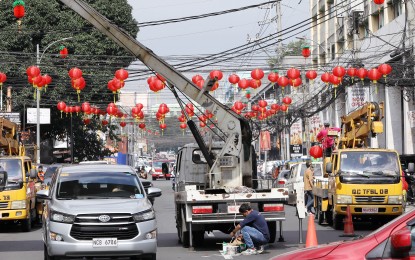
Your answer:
[0,179,405,260]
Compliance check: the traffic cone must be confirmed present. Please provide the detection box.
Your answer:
[305,214,318,248]
[340,205,356,237]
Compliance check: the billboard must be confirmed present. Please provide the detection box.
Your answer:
[27,108,51,124]
[290,119,303,157]
[346,84,369,113]
[260,131,271,151]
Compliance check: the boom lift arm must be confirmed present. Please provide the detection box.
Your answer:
[59,0,252,179]
[338,102,384,149]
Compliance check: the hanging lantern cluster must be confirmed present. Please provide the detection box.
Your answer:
[157,103,170,135]
[68,67,85,102]
[27,65,52,98]
[107,68,128,102]
[106,102,118,117]
[131,103,145,122]
[191,70,222,92]
[231,101,245,115]
[178,114,187,135]
[148,73,166,93]
[183,103,195,117]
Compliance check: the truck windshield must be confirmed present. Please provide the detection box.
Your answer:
[56,171,144,200]
[0,159,23,183]
[340,151,400,176]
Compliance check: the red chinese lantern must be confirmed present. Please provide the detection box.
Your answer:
[27,66,41,78]
[271,103,280,112]
[179,123,187,135]
[378,63,392,79]
[81,102,91,114]
[267,72,279,83]
[139,123,146,129]
[115,68,129,83]
[120,121,127,128]
[195,79,205,89]
[234,101,245,112]
[368,68,382,84]
[57,101,66,118]
[282,96,292,106]
[305,70,317,82]
[280,105,288,112]
[192,75,203,84]
[13,0,25,30]
[0,72,7,90]
[59,46,68,59]
[332,66,346,80]
[321,72,331,85]
[43,74,52,90]
[277,76,289,91]
[83,118,91,125]
[373,0,384,4]
[71,77,86,102]
[102,120,109,126]
[210,82,219,91]
[249,79,261,89]
[74,106,81,115]
[290,77,302,88]
[209,70,223,80]
[68,67,83,79]
[287,68,301,80]
[258,100,267,108]
[356,68,368,81]
[347,67,357,82]
[238,78,249,90]
[228,74,240,85]
[159,123,167,135]
[251,68,264,80]
[149,79,164,93]
[156,73,166,82]
[309,145,323,158]
[301,46,311,58]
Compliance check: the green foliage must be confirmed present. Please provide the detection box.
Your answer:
[0,0,138,161]
[267,39,308,68]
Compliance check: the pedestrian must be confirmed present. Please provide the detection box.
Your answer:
[229,203,269,255]
[37,165,45,182]
[304,161,315,214]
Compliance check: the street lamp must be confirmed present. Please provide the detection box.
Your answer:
[35,37,73,164]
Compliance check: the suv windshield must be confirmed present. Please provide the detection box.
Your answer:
[56,171,144,199]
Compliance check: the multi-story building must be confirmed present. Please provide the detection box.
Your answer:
[309,0,415,155]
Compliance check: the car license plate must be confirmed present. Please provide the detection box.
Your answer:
[92,238,118,248]
[362,207,378,213]
[227,204,241,214]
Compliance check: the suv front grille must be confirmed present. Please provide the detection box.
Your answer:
[70,223,138,240]
[70,213,138,240]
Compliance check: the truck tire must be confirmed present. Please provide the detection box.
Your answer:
[332,212,343,230]
[267,221,276,243]
[193,230,205,246]
[21,211,32,232]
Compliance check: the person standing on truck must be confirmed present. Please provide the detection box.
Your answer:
[37,165,45,182]
[304,162,315,215]
[229,203,269,255]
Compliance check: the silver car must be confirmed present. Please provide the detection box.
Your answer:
[37,164,161,260]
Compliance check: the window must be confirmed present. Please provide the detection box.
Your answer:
[393,0,402,18]
[378,10,384,29]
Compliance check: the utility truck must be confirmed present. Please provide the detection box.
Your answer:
[313,102,404,229]
[0,118,38,231]
[60,0,289,248]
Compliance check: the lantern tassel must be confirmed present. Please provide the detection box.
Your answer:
[33,89,36,100]
[60,111,63,118]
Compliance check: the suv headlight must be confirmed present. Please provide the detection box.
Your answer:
[51,210,75,224]
[388,195,402,204]
[133,209,155,223]
[337,195,352,204]
[11,200,26,209]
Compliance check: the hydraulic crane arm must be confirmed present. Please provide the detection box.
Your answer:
[59,0,252,162]
[338,102,384,149]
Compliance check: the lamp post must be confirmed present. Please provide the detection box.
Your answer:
[35,37,73,164]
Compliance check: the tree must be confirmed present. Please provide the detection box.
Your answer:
[0,0,138,162]
[267,39,308,68]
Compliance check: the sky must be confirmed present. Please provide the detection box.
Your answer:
[127,0,310,56]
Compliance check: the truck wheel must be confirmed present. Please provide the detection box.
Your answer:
[332,212,343,230]
[267,221,276,243]
[21,211,32,232]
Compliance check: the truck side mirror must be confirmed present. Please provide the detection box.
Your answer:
[408,163,415,174]
[391,229,412,253]
[29,168,37,179]
[325,162,333,174]
[0,170,7,191]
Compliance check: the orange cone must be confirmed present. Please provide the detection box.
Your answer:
[340,205,356,237]
[305,214,318,248]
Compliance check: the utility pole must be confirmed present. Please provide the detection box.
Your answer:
[275,1,283,61]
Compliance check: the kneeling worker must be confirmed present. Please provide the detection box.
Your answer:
[230,203,269,255]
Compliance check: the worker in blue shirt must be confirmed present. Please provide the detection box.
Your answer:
[230,203,269,255]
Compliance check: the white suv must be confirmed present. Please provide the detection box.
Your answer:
[37,164,161,260]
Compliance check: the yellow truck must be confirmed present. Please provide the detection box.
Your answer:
[0,118,38,231]
[313,102,404,229]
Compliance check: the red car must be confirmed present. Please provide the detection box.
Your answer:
[271,209,415,260]
[151,161,171,180]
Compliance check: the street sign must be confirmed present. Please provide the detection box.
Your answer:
[27,108,51,124]
[0,112,21,124]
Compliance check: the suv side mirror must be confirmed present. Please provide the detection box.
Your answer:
[0,170,7,191]
[147,187,162,199]
[391,229,412,253]
[28,168,37,179]
[325,162,333,174]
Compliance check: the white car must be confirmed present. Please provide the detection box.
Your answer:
[286,162,324,205]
